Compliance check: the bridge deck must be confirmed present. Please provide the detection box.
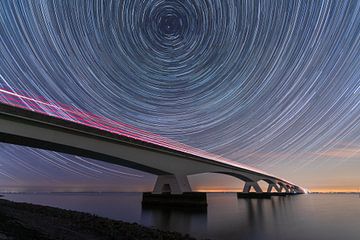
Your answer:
[0,88,303,191]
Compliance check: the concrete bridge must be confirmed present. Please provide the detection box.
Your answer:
[0,100,305,205]
[0,103,305,193]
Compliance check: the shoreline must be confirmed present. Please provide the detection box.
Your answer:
[0,198,199,240]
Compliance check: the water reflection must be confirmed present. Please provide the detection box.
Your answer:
[141,206,207,234]
[4,193,360,240]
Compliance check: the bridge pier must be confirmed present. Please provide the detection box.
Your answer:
[237,181,272,199]
[243,181,263,193]
[237,180,303,198]
[266,183,287,196]
[266,182,288,196]
[285,185,294,194]
[142,175,207,208]
[275,183,305,195]
[267,183,281,193]
[278,182,290,193]
[152,175,191,194]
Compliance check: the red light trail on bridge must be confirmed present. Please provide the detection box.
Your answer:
[0,87,272,177]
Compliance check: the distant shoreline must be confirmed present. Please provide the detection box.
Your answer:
[0,198,198,240]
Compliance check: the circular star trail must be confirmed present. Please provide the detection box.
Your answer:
[0,0,360,186]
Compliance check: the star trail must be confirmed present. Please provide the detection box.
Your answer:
[0,0,359,191]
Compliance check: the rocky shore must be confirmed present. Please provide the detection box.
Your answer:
[0,198,198,240]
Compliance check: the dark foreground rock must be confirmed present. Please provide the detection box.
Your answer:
[0,199,198,240]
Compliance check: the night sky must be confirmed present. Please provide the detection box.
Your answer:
[0,0,359,192]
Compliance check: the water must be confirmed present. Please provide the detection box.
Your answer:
[3,193,360,240]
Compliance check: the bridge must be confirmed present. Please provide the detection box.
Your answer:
[0,89,305,206]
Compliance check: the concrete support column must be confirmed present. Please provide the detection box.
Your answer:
[285,185,291,193]
[267,183,281,193]
[278,183,288,193]
[153,175,191,195]
[243,181,263,193]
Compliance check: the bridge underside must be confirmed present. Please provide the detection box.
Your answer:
[150,174,303,195]
[0,103,305,207]
[0,131,304,197]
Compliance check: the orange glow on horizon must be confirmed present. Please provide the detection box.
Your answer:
[193,187,360,193]
[308,187,360,193]
[194,187,244,192]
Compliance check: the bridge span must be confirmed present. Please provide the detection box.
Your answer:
[0,89,305,205]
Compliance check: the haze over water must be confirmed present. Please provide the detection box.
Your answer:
[4,193,360,240]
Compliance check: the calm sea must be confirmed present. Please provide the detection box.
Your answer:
[3,193,360,240]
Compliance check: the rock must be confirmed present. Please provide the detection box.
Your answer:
[0,233,10,240]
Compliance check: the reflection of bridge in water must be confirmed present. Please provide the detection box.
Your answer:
[0,88,305,206]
